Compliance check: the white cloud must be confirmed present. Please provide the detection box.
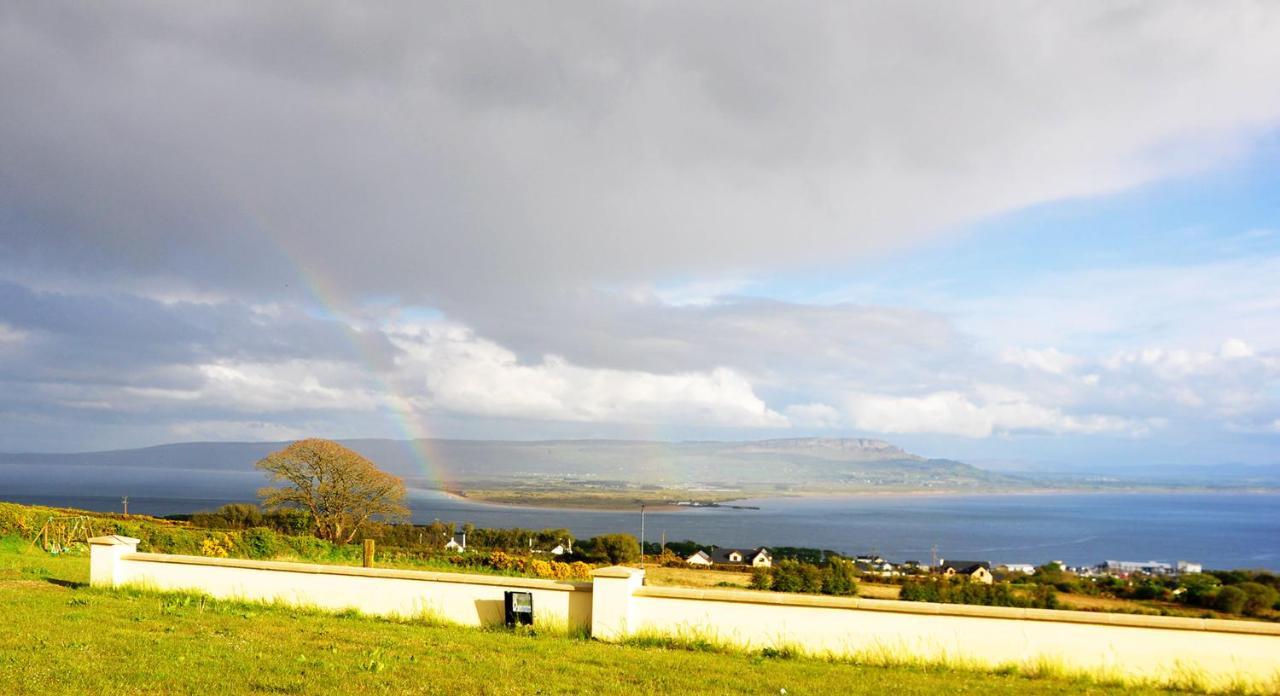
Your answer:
[124,360,383,414]
[1000,347,1080,375]
[845,388,1153,439]
[0,322,27,345]
[848,391,993,438]
[1220,338,1255,359]
[393,324,788,428]
[784,403,844,429]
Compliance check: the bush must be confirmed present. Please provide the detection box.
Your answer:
[578,534,640,564]
[1238,582,1278,617]
[1177,573,1221,607]
[900,577,1055,609]
[200,534,234,558]
[749,567,772,590]
[237,528,284,558]
[822,560,858,597]
[1131,581,1164,600]
[1214,585,1247,615]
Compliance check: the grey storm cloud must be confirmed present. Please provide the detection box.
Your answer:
[3,1,1280,311]
[0,280,399,381]
[447,289,968,380]
[3,2,1280,455]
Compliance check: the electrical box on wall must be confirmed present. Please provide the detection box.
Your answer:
[504,591,533,627]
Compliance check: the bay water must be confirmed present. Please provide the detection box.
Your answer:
[8,491,1276,571]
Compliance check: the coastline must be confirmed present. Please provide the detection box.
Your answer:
[435,485,1280,512]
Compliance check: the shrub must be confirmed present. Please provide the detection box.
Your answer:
[237,528,283,558]
[579,534,640,564]
[749,567,772,590]
[1237,582,1278,617]
[191,503,263,530]
[899,577,1055,609]
[822,560,858,597]
[1177,573,1221,607]
[1214,585,1247,615]
[1131,581,1164,600]
[528,559,554,578]
[200,533,234,558]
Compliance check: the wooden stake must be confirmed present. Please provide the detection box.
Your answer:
[363,539,376,568]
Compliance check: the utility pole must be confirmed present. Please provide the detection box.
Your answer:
[931,544,938,569]
[121,496,129,516]
[639,504,646,566]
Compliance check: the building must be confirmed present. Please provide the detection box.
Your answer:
[685,550,714,566]
[1001,564,1035,575]
[938,560,993,584]
[687,547,772,568]
[1176,561,1203,575]
[711,547,772,568]
[1103,560,1173,576]
[549,542,572,556]
[444,532,467,553]
[854,555,896,575]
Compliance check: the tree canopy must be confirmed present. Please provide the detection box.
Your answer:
[256,439,408,544]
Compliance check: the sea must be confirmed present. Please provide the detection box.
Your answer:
[7,491,1278,571]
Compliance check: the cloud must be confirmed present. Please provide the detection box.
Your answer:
[3,2,1280,309]
[393,324,788,428]
[1000,347,1080,375]
[2,4,1279,457]
[845,388,1154,439]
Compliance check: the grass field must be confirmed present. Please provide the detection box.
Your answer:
[0,539,1209,695]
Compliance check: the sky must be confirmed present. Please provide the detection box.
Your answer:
[1,2,1279,469]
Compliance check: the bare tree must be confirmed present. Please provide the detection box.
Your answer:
[256,438,408,544]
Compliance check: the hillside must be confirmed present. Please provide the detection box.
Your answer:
[0,437,1028,507]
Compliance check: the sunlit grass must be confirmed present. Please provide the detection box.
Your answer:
[0,539,1245,695]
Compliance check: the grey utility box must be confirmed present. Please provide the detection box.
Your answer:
[504,591,533,627]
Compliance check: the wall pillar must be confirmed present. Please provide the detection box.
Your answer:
[89,535,140,587]
[590,566,645,641]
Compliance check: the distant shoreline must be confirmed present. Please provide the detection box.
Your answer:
[437,485,1280,512]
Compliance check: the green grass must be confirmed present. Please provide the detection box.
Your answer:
[0,539,1214,695]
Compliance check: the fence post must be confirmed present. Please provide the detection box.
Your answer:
[590,566,645,641]
[89,535,140,587]
[363,539,376,568]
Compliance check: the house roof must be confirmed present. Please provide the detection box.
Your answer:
[939,560,990,573]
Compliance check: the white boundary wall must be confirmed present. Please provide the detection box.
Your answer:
[89,535,592,630]
[91,537,1280,688]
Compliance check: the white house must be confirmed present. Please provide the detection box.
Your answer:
[711,547,773,568]
[685,550,713,566]
[938,560,993,584]
[444,532,466,553]
[1002,564,1035,575]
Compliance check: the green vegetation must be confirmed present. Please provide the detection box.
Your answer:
[0,501,641,583]
[747,559,859,597]
[900,576,1058,609]
[0,538,1221,695]
[1008,563,1280,621]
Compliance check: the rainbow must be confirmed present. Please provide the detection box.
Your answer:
[268,238,456,494]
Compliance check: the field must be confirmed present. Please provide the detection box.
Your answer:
[0,539,1203,695]
[642,565,754,589]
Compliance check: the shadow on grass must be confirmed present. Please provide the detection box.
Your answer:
[44,577,87,589]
